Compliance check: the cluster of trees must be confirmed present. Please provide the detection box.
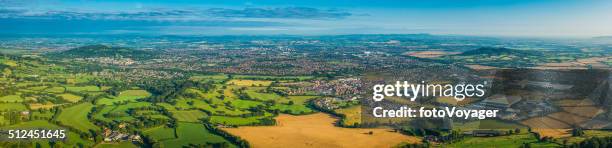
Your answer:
[572,128,585,137]
[0,55,16,79]
[267,88,288,97]
[395,141,430,148]
[572,136,612,148]
[0,87,18,98]
[1,111,23,125]
[0,141,83,148]
[532,132,554,143]
[232,76,305,81]
[187,142,232,148]
[2,108,58,126]
[204,123,250,148]
[399,127,443,137]
[140,78,218,103]
[442,130,465,143]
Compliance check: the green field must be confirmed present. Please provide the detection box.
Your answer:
[143,126,177,142]
[96,90,151,105]
[0,103,27,111]
[285,96,317,103]
[94,102,153,122]
[65,85,101,92]
[110,102,153,113]
[28,86,48,91]
[271,103,314,115]
[31,110,55,120]
[159,122,236,148]
[0,95,23,102]
[0,116,7,125]
[95,142,138,148]
[210,113,272,126]
[55,103,98,132]
[45,86,66,93]
[0,58,17,67]
[93,106,115,122]
[559,130,612,144]
[172,99,247,116]
[245,87,283,101]
[171,110,208,122]
[445,133,560,148]
[183,88,222,100]
[270,96,317,114]
[58,93,83,102]
[230,99,263,109]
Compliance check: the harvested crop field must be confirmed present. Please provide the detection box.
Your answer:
[223,113,419,148]
[521,116,570,129]
[532,129,570,138]
[547,112,590,125]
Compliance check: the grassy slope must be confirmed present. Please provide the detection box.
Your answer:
[56,103,98,132]
[160,122,236,148]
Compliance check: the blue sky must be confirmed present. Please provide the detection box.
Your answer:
[1,0,611,37]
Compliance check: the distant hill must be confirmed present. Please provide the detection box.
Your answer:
[593,36,612,39]
[49,45,157,59]
[457,47,540,56]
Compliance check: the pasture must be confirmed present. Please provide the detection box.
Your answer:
[96,90,151,105]
[271,103,313,115]
[230,99,264,109]
[95,102,153,122]
[171,110,208,122]
[0,103,27,111]
[58,93,83,102]
[143,126,176,141]
[559,130,612,144]
[65,85,101,92]
[173,99,247,116]
[160,122,236,148]
[0,116,6,125]
[29,103,60,110]
[210,115,268,126]
[45,86,66,93]
[0,95,23,102]
[56,103,99,132]
[31,110,55,120]
[245,87,283,101]
[446,133,560,148]
[95,142,138,148]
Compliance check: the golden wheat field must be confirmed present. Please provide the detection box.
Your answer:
[223,113,420,148]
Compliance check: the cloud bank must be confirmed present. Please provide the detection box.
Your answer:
[0,7,352,21]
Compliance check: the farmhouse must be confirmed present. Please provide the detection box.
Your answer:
[104,131,128,142]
